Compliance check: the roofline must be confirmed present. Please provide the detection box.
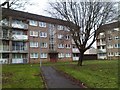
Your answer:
[2,8,68,26]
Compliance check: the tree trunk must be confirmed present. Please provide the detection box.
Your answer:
[77,52,84,66]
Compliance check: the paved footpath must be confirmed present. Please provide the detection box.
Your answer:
[41,66,82,88]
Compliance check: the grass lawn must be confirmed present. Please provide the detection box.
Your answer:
[2,64,44,88]
[55,60,118,88]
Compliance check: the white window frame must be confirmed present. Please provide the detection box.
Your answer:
[40,53,47,58]
[40,42,47,48]
[58,44,64,48]
[114,28,119,31]
[39,22,46,27]
[66,53,71,57]
[58,53,64,58]
[114,44,120,48]
[40,32,47,37]
[30,53,38,58]
[29,20,37,26]
[65,44,71,49]
[115,36,120,40]
[30,42,38,48]
[58,25,64,30]
[58,34,63,39]
[115,52,120,56]
[30,31,38,37]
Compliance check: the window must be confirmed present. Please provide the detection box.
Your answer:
[30,42,38,47]
[58,44,64,48]
[40,53,47,58]
[40,42,47,48]
[29,20,37,26]
[30,31,38,37]
[57,25,64,30]
[107,30,112,34]
[107,45,113,49]
[66,53,71,57]
[40,32,47,37]
[65,44,71,48]
[115,36,120,40]
[115,52,120,56]
[13,31,23,35]
[58,53,64,58]
[39,22,46,27]
[30,53,38,58]
[64,27,70,31]
[114,44,120,48]
[65,35,70,40]
[114,28,119,31]
[58,34,63,39]
[108,52,114,56]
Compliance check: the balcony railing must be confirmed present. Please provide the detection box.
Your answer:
[12,58,27,64]
[12,23,28,30]
[12,35,28,41]
[12,46,28,52]
[0,58,8,64]
[0,45,9,51]
[97,49,106,53]
[73,57,79,61]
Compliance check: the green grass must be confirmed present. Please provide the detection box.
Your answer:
[2,64,44,88]
[55,60,118,88]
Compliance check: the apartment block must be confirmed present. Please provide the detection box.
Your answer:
[0,8,72,64]
[96,21,120,60]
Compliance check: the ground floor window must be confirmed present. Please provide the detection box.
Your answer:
[40,53,47,58]
[30,53,38,58]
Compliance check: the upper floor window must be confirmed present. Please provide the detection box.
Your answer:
[40,53,47,58]
[40,42,47,48]
[114,44,120,48]
[30,53,38,58]
[0,18,8,26]
[30,42,38,48]
[39,22,46,27]
[65,35,70,40]
[30,31,38,37]
[57,25,64,30]
[29,20,37,26]
[58,34,64,39]
[114,28,119,31]
[115,52,120,56]
[65,44,71,48]
[12,31,24,35]
[115,36,120,40]
[58,44,64,48]
[40,32,47,37]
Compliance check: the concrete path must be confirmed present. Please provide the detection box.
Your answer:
[41,66,81,88]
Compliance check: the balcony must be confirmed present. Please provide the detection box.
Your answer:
[0,58,8,64]
[12,35,28,41]
[97,42,106,46]
[12,46,28,53]
[97,49,106,53]
[73,57,79,61]
[0,45,9,52]
[12,22,28,30]
[72,48,79,53]
[12,58,27,64]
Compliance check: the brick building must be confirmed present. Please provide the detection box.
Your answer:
[96,21,120,60]
[0,8,72,64]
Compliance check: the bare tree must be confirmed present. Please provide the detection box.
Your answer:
[0,0,34,10]
[48,0,117,66]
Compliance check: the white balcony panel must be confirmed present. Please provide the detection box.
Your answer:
[97,56,107,59]
[0,59,8,64]
[98,49,106,53]
[12,23,28,29]
[12,35,28,41]
[12,59,23,64]
[72,48,79,53]
[73,57,79,61]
